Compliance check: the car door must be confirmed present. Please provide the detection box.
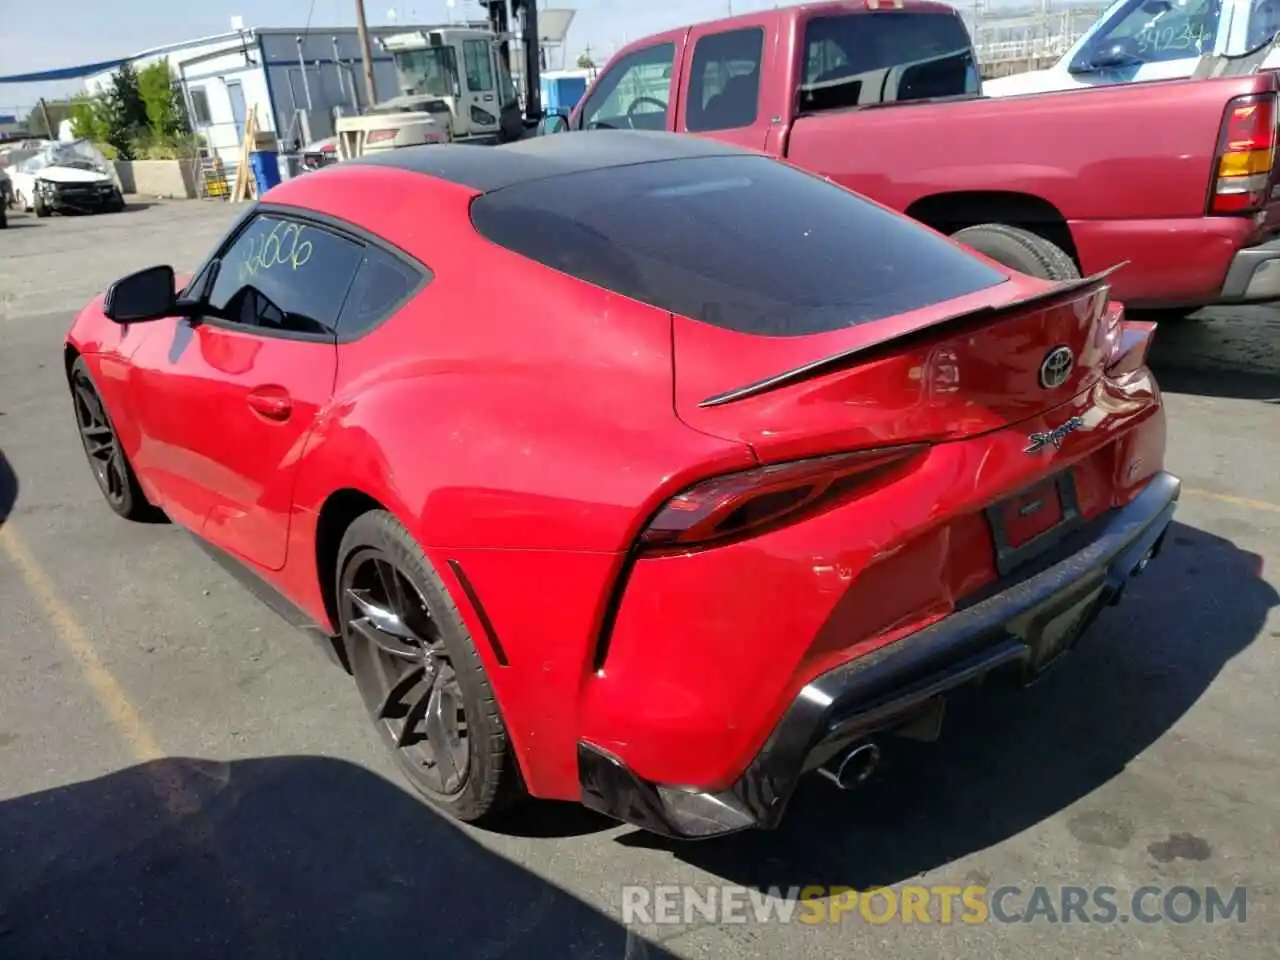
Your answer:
[574,34,686,132]
[677,22,770,150]
[460,37,502,139]
[127,210,366,571]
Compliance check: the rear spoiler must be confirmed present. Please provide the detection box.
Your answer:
[697,263,1128,408]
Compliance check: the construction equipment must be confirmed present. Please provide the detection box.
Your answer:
[332,0,546,157]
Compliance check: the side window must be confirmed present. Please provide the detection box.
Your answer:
[189,87,212,125]
[207,214,364,336]
[464,39,495,92]
[685,28,764,132]
[1089,0,1219,63]
[580,42,675,131]
[336,246,428,339]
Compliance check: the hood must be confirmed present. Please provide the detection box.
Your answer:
[37,166,114,185]
[982,69,1072,97]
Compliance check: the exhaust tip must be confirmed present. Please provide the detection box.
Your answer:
[819,742,881,790]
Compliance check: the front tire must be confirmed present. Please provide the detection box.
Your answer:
[34,195,50,218]
[337,510,524,823]
[951,223,1080,281]
[69,357,162,521]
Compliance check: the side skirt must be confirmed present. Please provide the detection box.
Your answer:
[188,533,351,673]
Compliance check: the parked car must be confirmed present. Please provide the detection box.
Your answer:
[9,140,125,216]
[65,132,1179,838]
[983,0,1280,97]
[541,0,1280,319]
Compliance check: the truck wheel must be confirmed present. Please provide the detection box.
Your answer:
[34,196,50,218]
[951,224,1080,281]
[337,509,526,824]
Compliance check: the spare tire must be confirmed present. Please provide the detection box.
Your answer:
[952,223,1080,281]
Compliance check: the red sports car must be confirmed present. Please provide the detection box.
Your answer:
[64,130,1179,839]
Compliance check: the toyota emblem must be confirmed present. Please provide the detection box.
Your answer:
[1038,346,1074,389]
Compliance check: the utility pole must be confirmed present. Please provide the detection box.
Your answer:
[354,0,378,108]
[37,98,54,138]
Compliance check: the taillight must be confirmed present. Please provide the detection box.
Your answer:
[637,445,927,552]
[1210,93,1277,215]
[366,129,397,144]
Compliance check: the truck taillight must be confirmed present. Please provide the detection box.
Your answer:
[1211,94,1277,215]
[637,445,927,553]
[366,129,397,144]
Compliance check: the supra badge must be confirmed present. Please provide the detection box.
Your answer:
[1025,416,1085,454]
[1038,346,1074,389]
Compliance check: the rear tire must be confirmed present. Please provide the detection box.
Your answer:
[337,509,525,824]
[952,223,1080,281]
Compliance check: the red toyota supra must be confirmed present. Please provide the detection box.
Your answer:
[64,131,1179,838]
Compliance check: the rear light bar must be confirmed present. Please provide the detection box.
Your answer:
[637,445,927,552]
[1210,93,1278,215]
[366,129,397,144]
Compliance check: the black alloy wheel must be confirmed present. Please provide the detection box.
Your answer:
[69,358,158,521]
[337,510,521,821]
[346,547,471,795]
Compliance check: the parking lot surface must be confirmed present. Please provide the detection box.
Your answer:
[1,201,1278,959]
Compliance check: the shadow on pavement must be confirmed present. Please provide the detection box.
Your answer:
[1150,364,1280,403]
[621,521,1276,893]
[0,449,16,525]
[0,755,673,960]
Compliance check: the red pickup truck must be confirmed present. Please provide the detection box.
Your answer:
[546,0,1280,316]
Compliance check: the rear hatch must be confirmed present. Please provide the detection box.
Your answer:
[466,147,1119,461]
[672,269,1117,463]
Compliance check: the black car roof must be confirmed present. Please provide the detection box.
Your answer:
[345,130,755,193]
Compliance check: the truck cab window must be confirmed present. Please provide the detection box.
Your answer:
[580,42,675,130]
[685,28,765,132]
[799,12,979,112]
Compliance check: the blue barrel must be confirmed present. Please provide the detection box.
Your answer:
[249,151,281,195]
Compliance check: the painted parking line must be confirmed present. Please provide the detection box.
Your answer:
[1184,487,1280,515]
[0,522,267,941]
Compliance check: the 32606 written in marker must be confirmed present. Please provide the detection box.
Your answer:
[620,884,1249,926]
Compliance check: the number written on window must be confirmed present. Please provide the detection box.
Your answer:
[207,214,364,336]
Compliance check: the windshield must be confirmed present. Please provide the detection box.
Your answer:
[800,12,980,111]
[393,48,459,98]
[471,154,1006,337]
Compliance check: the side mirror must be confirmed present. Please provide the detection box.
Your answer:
[536,109,571,136]
[1082,38,1144,71]
[103,265,178,324]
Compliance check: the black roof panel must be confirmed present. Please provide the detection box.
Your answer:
[345,130,754,192]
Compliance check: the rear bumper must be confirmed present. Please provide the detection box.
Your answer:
[578,470,1181,839]
[1069,216,1275,308]
[1218,234,1280,302]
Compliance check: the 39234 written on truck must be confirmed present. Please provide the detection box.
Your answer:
[542,0,1280,317]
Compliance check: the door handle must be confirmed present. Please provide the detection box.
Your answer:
[247,386,292,421]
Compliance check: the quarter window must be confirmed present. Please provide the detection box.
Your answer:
[336,246,427,338]
[207,214,364,336]
[685,28,764,132]
[580,42,675,131]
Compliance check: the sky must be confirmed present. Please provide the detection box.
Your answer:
[0,0,802,113]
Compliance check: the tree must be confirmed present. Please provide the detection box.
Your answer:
[137,59,190,139]
[576,52,595,69]
[100,63,149,158]
[68,94,110,143]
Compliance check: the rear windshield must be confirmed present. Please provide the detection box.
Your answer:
[470,154,1006,337]
[801,12,980,111]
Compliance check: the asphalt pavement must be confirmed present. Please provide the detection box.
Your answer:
[1,201,1277,959]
